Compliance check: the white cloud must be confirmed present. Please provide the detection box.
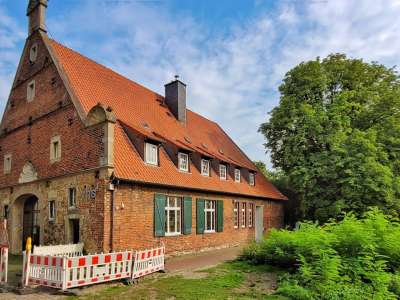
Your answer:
[1,0,400,168]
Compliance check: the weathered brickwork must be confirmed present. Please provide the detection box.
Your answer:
[1,31,66,132]
[0,105,104,188]
[0,172,108,254]
[0,31,105,189]
[103,184,284,255]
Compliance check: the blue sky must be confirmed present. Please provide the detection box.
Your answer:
[1,0,400,168]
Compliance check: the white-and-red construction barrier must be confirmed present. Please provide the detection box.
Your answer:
[132,245,165,279]
[65,251,133,289]
[22,243,165,290]
[0,220,9,283]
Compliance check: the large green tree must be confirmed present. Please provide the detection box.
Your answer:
[260,54,400,222]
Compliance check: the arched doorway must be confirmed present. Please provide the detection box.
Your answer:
[22,196,40,250]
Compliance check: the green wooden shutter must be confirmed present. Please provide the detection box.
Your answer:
[196,199,205,234]
[216,200,224,232]
[183,196,192,235]
[154,194,166,237]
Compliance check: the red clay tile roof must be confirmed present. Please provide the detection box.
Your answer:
[48,39,287,200]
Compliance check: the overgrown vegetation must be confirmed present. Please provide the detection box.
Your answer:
[241,208,400,299]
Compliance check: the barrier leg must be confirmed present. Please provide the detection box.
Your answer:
[61,257,67,291]
[22,237,32,288]
[0,247,8,283]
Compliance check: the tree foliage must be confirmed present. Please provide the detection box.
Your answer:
[259,54,400,221]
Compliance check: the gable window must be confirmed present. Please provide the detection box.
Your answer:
[27,80,35,102]
[241,202,246,228]
[248,203,254,228]
[49,200,56,221]
[249,173,255,186]
[145,142,158,165]
[29,44,38,62]
[201,159,210,176]
[219,164,227,180]
[4,154,11,174]
[50,136,61,163]
[178,152,189,172]
[69,187,77,208]
[235,168,241,183]
[165,196,182,236]
[234,201,239,228]
[204,200,216,232]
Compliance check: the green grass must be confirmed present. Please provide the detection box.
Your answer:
[68,260,286,300]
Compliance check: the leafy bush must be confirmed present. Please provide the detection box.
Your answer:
[241,208,400,299]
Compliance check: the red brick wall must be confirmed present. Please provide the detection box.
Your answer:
[104,184,284,254]
[0,33,104,188]
[1,32,67,132]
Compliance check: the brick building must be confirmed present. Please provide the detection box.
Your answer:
[0,0,286,255]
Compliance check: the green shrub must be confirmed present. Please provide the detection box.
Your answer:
[242,208,400,299]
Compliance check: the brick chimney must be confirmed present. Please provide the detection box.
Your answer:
[165,76,187,123]
[27,0,48,36]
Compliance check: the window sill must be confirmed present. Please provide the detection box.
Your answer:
[204,230,216,234]
[165,232,181,237]
[145,162,159,167]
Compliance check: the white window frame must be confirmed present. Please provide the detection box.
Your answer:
[49,200,56,221]
[145,142,158,165]
[234,201,239,229]
[248,203,254,228]
[3,154,11,174]
[30,43,38,62]
[235,168,241,183]
[241,202,246,228]
[27,80,35,102]
[201,159,210,176]
[165,196,182,236]
[249,173,255,186]
[50,136,61,163]
[178,152,189,172]
[68,187,77,208]
[219,164,227,180]
[204,200,216,233]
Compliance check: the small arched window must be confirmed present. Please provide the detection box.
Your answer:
[29,43,38,63]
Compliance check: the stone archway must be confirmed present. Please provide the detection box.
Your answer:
[10,194,40,252]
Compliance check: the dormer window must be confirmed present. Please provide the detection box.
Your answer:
[234,168,241,183]
[201,159,210,176]
[219,164,227,180]
[27,80,35,102]
[29,44,38,62]
[145,142,158,165]
[3,154,11,174]
[50,136,61,163]
[249,172,255,186]
[178,152,189,172]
